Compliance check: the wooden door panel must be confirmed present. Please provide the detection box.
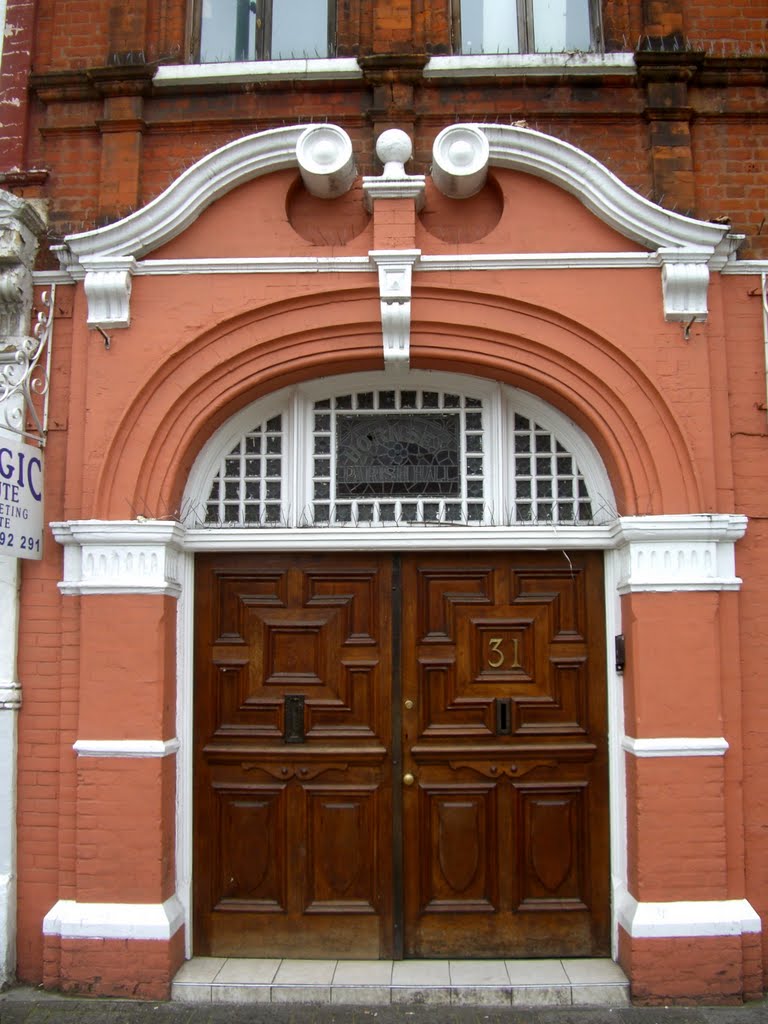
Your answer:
[195,553,393,958]
[516,782,589,909]
[401,552,609,958]
[417,782,499,912]
[305,784,381,912]
[212,782,287,910]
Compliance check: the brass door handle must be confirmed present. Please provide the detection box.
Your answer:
[403,772,415,786]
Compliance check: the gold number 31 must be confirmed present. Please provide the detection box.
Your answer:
[487,637,521,670]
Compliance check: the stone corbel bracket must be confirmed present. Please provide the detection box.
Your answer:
[82,257,137,329]
[370,250,420,369]
[659,248,712,323]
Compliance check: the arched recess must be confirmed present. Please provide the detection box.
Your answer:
[91,288,703,521]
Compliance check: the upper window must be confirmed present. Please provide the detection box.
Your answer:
[454,0,600,54]
[194,0,335,63]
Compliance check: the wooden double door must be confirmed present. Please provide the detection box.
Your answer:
[194,551,610,959]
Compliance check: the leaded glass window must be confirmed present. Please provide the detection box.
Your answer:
[309,388,485,526]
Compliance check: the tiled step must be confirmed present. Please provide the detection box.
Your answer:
[172,957,630,1007]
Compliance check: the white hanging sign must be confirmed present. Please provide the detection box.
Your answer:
[0,438,44,560]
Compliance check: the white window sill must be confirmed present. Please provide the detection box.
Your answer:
[153,57,363,87]
[424,52,637,77]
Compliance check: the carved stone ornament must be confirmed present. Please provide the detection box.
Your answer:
[370,250,420,369]
[362,129,426,211]
[296,124,356,199]
[82,257,136,329]
[659,249,711,322]
[431,124,490,199]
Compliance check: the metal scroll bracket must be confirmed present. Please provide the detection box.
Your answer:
[0,287,55,447]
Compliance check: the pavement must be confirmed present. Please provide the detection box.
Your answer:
[1,988,768,1024]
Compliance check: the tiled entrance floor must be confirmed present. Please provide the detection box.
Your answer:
[172,957,630,1007]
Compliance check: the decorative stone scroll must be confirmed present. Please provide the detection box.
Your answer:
[431,124,490,198]
[296,124,356,199]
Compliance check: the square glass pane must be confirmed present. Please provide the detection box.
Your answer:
[357,392,374,409]
[465,412,483,430]
[516,502,532,521]
[244,503,261,523]
[314,413,331,431]
[535,433,552,453]
[335,394,352,409]
[532,0,592,52]
[224,481,239,500]
[400,502,417,521]
[380,504,397,522]
[225,457,240,476]
[266,435,282,454]
[422,391,439,408]
[401,391,417,409]
[378,390,396,409]
[271,0,330,60]
[516,456,531,476]
[314,503,330,522]
[334,504,352,523]
[266,481,281,500]
[245,433,261,454]
[245,480,260,500]
[466,457,483,475]
[467,502,485,520]
[200,0,256,62]
[267,458,282,476]
[461,0,519,53]
[558,501,574,520]
[265,504,282,524]
[444,393,461,408]
[245,458,260,477]
[313,457,330,477]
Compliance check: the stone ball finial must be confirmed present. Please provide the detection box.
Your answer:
[376,129,413,179]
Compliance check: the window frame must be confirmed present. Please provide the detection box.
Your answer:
[451,0,604,55]
[189,0,337,64]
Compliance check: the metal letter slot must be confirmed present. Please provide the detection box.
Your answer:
[495,697,512,736]
[284,694,306,744]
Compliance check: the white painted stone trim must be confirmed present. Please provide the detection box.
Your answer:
[432,124,490,199]
[622,737,729,758]
[82,257,136,329]
[721,260,768,275]
[370,250,419,368]
[659,249,711,323]
[73,739,180,758]
[43,896,184,941]
[296,124,356,199]
[425,52,637,78]
[57,126,313,265]
[617,891,762,938]
[616,514,747,593]
[476,123,730,253]
[51,520,185,596]
[153,58,362,87]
